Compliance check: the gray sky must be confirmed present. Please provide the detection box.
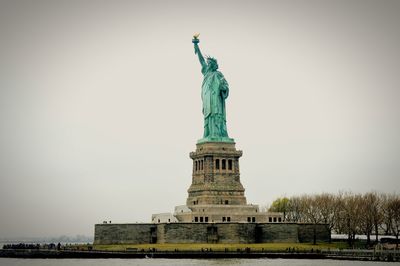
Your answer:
[0,0,399,238]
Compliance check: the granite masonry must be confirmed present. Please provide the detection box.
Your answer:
[94,223,330,244]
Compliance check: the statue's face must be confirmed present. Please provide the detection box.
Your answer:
[207,59,218,71]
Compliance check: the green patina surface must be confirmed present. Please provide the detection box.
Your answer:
[197,136,234,144]
[193,36,234,144]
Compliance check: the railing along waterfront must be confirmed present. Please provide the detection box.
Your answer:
[1,247,399,261]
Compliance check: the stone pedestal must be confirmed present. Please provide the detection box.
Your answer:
[152,141,283,224]
[173,141,271,223]
[187,141,245,206]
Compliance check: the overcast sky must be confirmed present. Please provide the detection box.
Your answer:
[0,0,399,238]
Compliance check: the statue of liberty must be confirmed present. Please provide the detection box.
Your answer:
[192,34,234,143]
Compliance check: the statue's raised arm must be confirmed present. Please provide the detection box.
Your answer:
[192,33,207,73]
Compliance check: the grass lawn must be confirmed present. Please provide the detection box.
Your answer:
[93,242,347,252]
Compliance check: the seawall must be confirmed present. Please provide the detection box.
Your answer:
[94,222,330,245]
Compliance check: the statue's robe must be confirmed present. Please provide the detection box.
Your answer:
[201,67,229,138]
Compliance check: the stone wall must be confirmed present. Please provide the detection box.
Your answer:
[156,223,257,244]
[298,223,331,243]
[94,223,330,245]
[94,224,155,245]
[207,223,257,244]
[158,223,208,243]
[256,223,299,243]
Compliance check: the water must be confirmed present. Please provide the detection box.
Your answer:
[0,258,395,266]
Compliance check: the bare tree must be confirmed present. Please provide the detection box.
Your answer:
[286,196,304,223]
[268,191,399,248]
[372,192,384,242]
[316,193,338,243]
[381,193,394,236]
[388,195,400,249]
[301,195,325,244]
[335,192,363,247]
[360,192,380,246]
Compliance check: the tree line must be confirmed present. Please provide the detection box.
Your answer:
[268,192,400,247]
